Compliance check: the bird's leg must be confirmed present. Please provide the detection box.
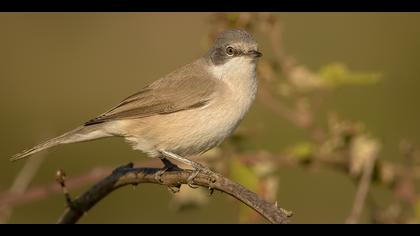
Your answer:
[160,157,183,171]
[159,150,216,188]
[154,157,182,182]
[154,157,183,193]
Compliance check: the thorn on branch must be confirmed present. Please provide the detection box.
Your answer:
[280,208,294,217]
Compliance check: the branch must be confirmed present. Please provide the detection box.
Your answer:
[0,160,156,209]
[346,155,378,224]
[0,152,347,211]
[56,163,292,224]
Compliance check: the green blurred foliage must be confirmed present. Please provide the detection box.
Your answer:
[287,142,315,163]
[319,63,381,88]
[230,157,260,223]
[230,157,259,192]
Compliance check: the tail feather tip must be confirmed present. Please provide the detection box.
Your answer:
[10,151,31,162]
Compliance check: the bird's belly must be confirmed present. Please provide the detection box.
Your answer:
[116,95,252,158]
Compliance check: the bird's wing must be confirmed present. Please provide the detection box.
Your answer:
[84,60,217,126]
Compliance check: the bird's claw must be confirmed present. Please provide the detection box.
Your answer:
[167,185,181,193]
[186,164,217,189]
[154,168,168,183]
[155,158,183,183]
[187,169,200,188]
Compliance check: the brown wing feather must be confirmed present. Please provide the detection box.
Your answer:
[85,59,216,126]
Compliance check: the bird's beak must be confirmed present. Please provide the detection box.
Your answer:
[247,50,263,58]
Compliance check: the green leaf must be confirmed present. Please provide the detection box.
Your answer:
[318,63,382,87]
[230,157,261,223]
[230,157,258,192]
[287,142,315,162]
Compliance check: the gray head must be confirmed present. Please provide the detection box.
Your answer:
[206,29,262,66]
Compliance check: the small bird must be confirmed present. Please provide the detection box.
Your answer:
[11,29,262,182]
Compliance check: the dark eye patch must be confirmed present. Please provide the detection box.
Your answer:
[233,48,243,56]
[209,47,229,65]
[208,46,244,65]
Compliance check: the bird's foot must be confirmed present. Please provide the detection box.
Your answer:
[167,184,181,194]
[187,169,200,188]
[158,150,218,189]
[154,158,183,183]
[154,168,168,183]
[186,161,217,189]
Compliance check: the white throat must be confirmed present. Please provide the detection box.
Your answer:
[209,56,258,119]
[210,57,256,82]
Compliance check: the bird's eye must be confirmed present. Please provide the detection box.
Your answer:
[226,46,234,56]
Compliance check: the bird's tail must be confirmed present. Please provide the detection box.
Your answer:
[11,125,110,162]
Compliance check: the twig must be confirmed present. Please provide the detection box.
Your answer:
[346,155,378,224]
[257,83,305,128]
[57,163,292,224]
[55,169,74,207]
[0,153,45,223]
[0,160,157,209]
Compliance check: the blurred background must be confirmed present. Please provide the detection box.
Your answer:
[1,13,420,224]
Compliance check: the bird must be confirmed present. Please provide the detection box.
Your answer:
[11,29,262,183]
